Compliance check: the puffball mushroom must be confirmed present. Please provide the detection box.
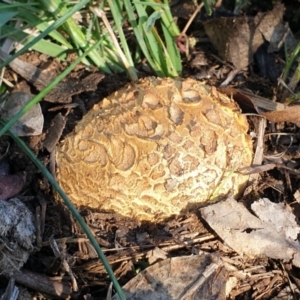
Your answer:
[56,77,252,221]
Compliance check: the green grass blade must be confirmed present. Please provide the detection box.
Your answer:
[2,2,73,48]
[135,1,167,76]
[133,0,181,77]
[0,0,93,69]
[153,25,180,76]
[145,10,162,31]
[39,0,110,71]
[91,6,137,80]
[137,0,180,36]
[4,127,125,300]
[19,11,73,49]
[0,4,72,50]
[0,2,39,9]
[123,0,165,76]
[161,21,181,75]
[0,9,19,26]
[107,0,135,67]
[0,38,98,137]
[0,39,126,300]
[203,0,213,15]
[282,42,300,82]
[1,24,68,59]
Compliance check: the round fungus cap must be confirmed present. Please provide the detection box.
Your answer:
[56,77,252,221]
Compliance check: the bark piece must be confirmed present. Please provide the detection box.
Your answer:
[203,4,285,69]
[43,113,66,152]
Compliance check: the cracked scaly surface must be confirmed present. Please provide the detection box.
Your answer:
[56,77,252,221]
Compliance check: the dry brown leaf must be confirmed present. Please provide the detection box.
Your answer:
[112,255,227,300]
[251,198,300,240]
[0,92,44,136]
[200,197,300,267]
[203,4,285,69]
[261,105,300,123]
[219,87,286,113]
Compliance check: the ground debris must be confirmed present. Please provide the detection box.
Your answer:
[43,113,66,153]
[200,197,300,267]
[112,254,227,300]
[0,49,105,103]
[203,4,286,70]
[0,92,43,136]
[0,198,35,279]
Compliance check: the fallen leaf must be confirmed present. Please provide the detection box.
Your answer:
[261,105,300,123]
[112,254,227,300]
[219,87,286,113]
[251,198,300,241]
[200,197,300,267]
[0,92,43,136]
[146,247,168,265]
[204,4,285,69]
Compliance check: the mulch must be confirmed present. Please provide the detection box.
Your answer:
[1,0,300,299]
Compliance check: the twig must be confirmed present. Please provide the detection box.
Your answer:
[49,235,78,292]
[10,269,72,299]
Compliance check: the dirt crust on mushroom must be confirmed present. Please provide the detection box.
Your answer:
[56,77,252,221]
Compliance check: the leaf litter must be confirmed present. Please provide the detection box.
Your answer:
[200,197,300,267]
[0,1,300,299]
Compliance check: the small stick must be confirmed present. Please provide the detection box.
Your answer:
[49,236,78,292]
[10,269,72,299]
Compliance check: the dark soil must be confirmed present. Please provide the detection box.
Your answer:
[1,1,300,299]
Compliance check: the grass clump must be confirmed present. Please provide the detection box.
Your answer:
[1,0,182,80]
